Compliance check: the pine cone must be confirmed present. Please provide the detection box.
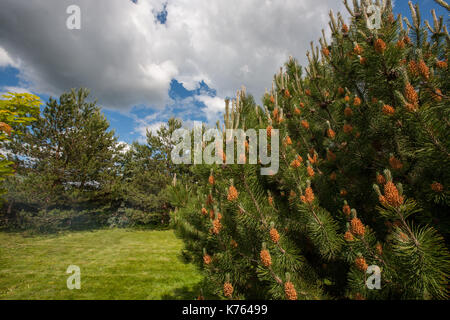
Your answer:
[270,228,280,243]
[355,257,368,271]
[351,217,365,237]
[431,182,444,193]
[384,181,404,207]
[260,249,272,267]
[344,107,353,117]
[208,175,215,185]
[382,105,395,115]
[227,185,238,201]
[343,124,353,134]
[203,255,212,265]
[301,120,309,129]
[307,166,315,177]
[404,83,418,106]
[418,60,430,79]
[374,38,387,54]
[223,282,234,298]
[284,282,297,300]
[344,231,354,241]
[389,156,403,170]
[343,204,351,216]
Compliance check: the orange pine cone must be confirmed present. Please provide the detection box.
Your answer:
[353,97,362,106]
[304,187,315,204]
[270,228,280,243]
[433,89,443,102]
[431,182,444,193]
[338,87,345,95]
[227,185,238,201]
[297,155,304,163]
[273,108,279,120]
[212,218,222,234]
[294,107,301,115]
[322,47,330,57]
[305,89,312,96]
[203,254,212,265]
[201,208,208,216]
[342,24,349,33]
[290,159,301,168]
[418,60,430,80]
[389,156,403,170]
[285,89,291,98]
[376,174,386,185]
[344,95,350,102]
[382,104,395,115]
[344,231,354,241]
[307,166,315,177]
[343,124,353,134]
[360,57,367,65]
[344,107,353,117]
[327,128,336,139]
[384,181,404,207]
[209,209,215,220]
[284,282,297,300]
[270,95,275,104]
[376,243,383,255]
[268,195,273,206]
[224,282,234,298]
[267,125,273,136]
[355,257,368,271]
[285,136,292,145]
[351,217,365,237]
[374,38,387,54]
[260,249,272,267]
[208,175,215,185]
[396,39,405,49]
[343,204,351,216]
[404,83,418,106]
[301,120,309,129]
[353,44,363,55]
[408,60,418,76]
[436,60,448,69]
[230,239,238,248]
[299,102,305,108]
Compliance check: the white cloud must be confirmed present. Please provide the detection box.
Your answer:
[0,47,16,68]
[196,95,226,125]
[0,0,347,116]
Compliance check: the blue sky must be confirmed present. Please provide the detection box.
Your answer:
[0,0,448,145]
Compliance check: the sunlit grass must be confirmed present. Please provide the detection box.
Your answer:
[0,229,203,300]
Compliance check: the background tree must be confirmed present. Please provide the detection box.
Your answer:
[5,88,121,212]
[0,92,40,199]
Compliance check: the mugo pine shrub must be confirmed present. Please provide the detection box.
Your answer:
[171,0,450,300]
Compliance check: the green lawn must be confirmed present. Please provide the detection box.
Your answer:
[0,229,203,299]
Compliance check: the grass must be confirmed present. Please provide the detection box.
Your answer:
[0,229,203,300]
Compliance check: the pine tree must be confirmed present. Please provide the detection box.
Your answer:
[171,0,449,300]
[5,88,121,209]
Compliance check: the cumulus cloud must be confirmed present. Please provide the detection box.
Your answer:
[0,47,16,68]
[0,0,347,114]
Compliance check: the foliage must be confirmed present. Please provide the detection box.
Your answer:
[0,92,41,198]
[171,0,450,300]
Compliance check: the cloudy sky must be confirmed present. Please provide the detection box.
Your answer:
[0,0,447,143]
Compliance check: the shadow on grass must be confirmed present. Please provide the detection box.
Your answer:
[161,281,218,300]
